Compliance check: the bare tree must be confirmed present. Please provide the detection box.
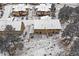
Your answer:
[58,5,73,22]
[50,3,56,19]
[0,25,24,56]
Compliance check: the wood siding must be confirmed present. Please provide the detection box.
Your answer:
[0,31,23,36]
[12,11,28,17]
[0,22,25,36]
[36,11,50,16]
[34,29,61,34]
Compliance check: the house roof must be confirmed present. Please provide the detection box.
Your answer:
[35,4,51,11]
[12,4,28,11]
[0,20,21,31]
[23,17,62,30]
[40,16,52,20]
[34,19,62,29]
[26,4,34,9]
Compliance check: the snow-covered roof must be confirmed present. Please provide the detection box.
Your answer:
[40,16,52,20]
[23,19,62,30]
[26,4,34,9]
[12,4,27,11]
[0,20,21,31]
[34,19,62,29]
[35,4,51,11]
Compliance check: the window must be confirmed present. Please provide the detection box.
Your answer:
[40,32,41,34]
[35,32,38,34]
[48,33,52,36]
[52,32,54,34]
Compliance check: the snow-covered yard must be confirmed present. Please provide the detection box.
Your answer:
[0,3,79,56]
[19,34,65,56]
[0,3,67,56]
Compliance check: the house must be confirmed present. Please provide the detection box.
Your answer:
[23,16,62,36]
[0,4,3,10]
[12,4,29,17]
[29,3,40,5]
[35,4,51,16]
[0,20,25,36]
[33,20,62,36]
[0,3,4,10]
[0,4,4,18]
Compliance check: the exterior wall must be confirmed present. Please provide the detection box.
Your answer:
[0,4,3,10]
[34,29,61,35]
[29,3,40,5]
[36,11,50,16]
[0,22,25,36]
[12,11,28,17]
[0,31,23,36]
[12,11,20,16]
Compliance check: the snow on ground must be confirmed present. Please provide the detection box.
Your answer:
[0,3,76,56]
[18,34,65,56]
[18,3,67,56]
[0,53,5,56]
[1,4,13,20]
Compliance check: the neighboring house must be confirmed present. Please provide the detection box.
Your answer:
[12,4,29,17]
[0,4,4,18]
[29,3,40,5]
[0,3,5,10]
[35,4,51,16]
[0,20,25,36]
[0,4,3,10]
